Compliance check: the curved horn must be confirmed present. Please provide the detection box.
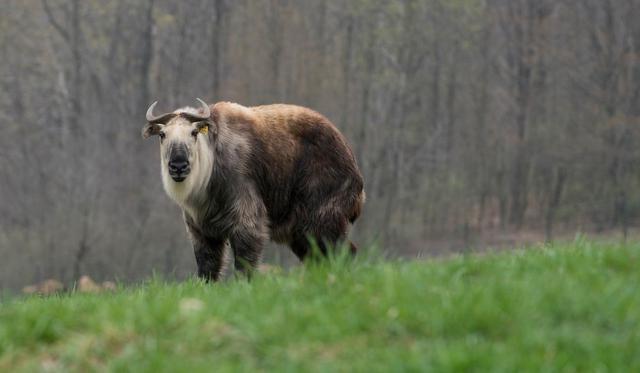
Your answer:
[182,98,211,122]
[145,101,158,122]
[196,98,211,119]
[145,101,175,123]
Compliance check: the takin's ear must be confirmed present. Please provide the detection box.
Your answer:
[195,121,217,138]
[141,123,162,139]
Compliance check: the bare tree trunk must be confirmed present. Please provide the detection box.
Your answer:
[41,0,83,134]
[544,167,566,242]
[211,0,226,98]
[69,0,82,133]
[139,0,155,109]
[341,15,354,137]
[444,46,459,166]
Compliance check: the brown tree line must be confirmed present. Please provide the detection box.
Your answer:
[1,0,639,290]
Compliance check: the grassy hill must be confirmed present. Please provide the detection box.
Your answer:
[1,239,639,371]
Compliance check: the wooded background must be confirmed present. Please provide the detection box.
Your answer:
[1,0,639,290]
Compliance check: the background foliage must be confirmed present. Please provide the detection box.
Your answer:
[1,0,639,290]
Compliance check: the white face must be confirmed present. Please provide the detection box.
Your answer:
[159,117,200,178]
[157,115,214,210]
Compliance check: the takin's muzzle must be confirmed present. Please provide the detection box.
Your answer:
[168,144,190,182]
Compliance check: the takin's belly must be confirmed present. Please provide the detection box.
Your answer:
[268,219,293,244]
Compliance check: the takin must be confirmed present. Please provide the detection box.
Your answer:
[142,99,365,280]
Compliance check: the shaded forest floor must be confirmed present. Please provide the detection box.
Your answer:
[1,240,639,371]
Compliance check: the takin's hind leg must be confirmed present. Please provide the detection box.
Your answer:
[289,235,312,261]
[348,241,358,255]
[289,212,351,261]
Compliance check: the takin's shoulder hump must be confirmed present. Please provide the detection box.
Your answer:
[212,101,256,125]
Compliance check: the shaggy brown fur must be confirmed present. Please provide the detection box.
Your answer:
[144,101,364,280]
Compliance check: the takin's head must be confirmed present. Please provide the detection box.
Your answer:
[142,99,215,203]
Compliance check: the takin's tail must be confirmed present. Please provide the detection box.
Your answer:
[348,190,366,224]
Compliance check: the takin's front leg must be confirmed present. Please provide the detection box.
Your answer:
[185,218,227,282]
[229,189,267,277]
[192,236,227,282]
[230,225,266,278]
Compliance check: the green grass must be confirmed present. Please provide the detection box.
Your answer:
[1,239,640,372]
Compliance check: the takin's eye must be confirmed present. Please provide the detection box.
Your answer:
[158,132,166,141]
[191,129,199,138]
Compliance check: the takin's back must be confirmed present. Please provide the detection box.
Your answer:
[211,102,364,225]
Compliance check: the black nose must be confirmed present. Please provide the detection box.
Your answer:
[168,159,190,174]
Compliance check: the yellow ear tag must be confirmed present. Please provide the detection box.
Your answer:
[199,126,208,135]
